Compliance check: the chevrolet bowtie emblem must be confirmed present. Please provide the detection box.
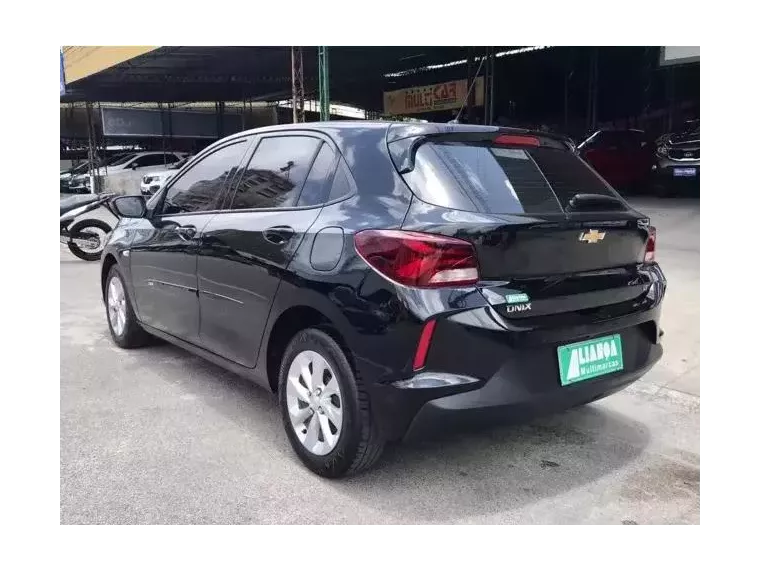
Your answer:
[579,229,606,243]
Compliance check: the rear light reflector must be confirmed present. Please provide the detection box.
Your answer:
[354,230,479,288]
[413,320,436,371]
[644,227,656,263]
[493,134,540,147]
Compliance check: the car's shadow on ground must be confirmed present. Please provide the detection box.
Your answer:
[331,406,649,521]
[145,342,650,522]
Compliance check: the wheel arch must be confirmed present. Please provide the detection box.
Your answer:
[265,305,354,394]
[101,253,119,299]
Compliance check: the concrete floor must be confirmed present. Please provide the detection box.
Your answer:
[60,197,699,524]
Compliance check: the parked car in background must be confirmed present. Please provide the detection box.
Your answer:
[101,122,665,478]
[61,161,92,193]
[653,119,699,194]
[140,155,193,196]
[63,153,136,194]
[69,151,186,194]
[577,129,654,192]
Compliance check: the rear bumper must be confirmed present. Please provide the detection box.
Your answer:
[404,341,661,441]
[368,300,664,442]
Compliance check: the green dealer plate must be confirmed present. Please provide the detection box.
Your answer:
[557,334,624,386]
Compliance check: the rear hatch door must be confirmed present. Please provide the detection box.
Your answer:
[393,131,653,323]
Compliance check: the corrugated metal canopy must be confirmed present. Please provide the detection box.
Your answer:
[63,46,159,83]
[60,46,528,110]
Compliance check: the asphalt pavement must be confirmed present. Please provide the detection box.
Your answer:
[60,197,700,524]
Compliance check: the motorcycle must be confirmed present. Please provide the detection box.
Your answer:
[60,193,115,261]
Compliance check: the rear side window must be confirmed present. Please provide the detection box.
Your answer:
[327,160,353,202]
[297,142,337,207]
[403,142,617,215]
[230,135,321,210]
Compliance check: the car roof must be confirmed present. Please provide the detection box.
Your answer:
[215,121,572,154]
[125,151,180,157]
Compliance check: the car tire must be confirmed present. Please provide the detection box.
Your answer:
[105,265,151,349]
[278,328,385,478]
[67,219,112,261]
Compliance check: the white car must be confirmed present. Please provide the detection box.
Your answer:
[140,155,193,196]
[72,151,186,194]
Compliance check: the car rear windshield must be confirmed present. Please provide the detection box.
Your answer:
[401,141,619,215]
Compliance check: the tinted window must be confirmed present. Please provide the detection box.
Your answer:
[404,142,616,215]
[135,154,174,168]
[230,136,321,210]
[297,143,337,207]
[529,147,615,206]
[327,160,353,202]
[160,141,247,215]
[108,153,137,167]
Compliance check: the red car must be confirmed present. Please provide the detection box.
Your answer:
[577,129,654,191]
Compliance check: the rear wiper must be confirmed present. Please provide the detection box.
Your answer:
[566,193,625,212]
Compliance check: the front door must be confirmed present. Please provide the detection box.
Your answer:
[129,138,252,343]
[197,133,341,367]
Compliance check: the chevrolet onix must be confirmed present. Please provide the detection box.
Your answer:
[101,122,666,478]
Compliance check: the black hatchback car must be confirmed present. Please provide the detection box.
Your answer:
[102,122,666,478]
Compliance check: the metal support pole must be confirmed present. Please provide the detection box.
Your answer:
[564,50,570,133]
[96,101,104,181]
[159,101,167,165]
[586,47,598,132]
[667,66,675,132]
[641,47,652,130]
[217,101,225,139]
[465,47,474,123]
[292,47,305,123]
[488,47,495,125]
[591,47,598,130]
[318,46,330,121]
[483,48,491,125]
[85,101,96,194]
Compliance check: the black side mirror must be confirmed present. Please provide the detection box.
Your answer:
[111,195,146,218]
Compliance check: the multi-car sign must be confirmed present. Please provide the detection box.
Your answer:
[383,77,484,115]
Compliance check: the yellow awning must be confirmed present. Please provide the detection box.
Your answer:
[62,46,159,84]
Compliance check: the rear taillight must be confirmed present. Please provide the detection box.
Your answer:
[493,134,540,147]
[644,227,656,263]
[354,230,479,288]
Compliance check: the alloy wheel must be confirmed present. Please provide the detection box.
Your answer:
[285,350,344,456]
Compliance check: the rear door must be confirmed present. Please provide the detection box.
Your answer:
[396,135,652,318]
[197,132,341,367]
